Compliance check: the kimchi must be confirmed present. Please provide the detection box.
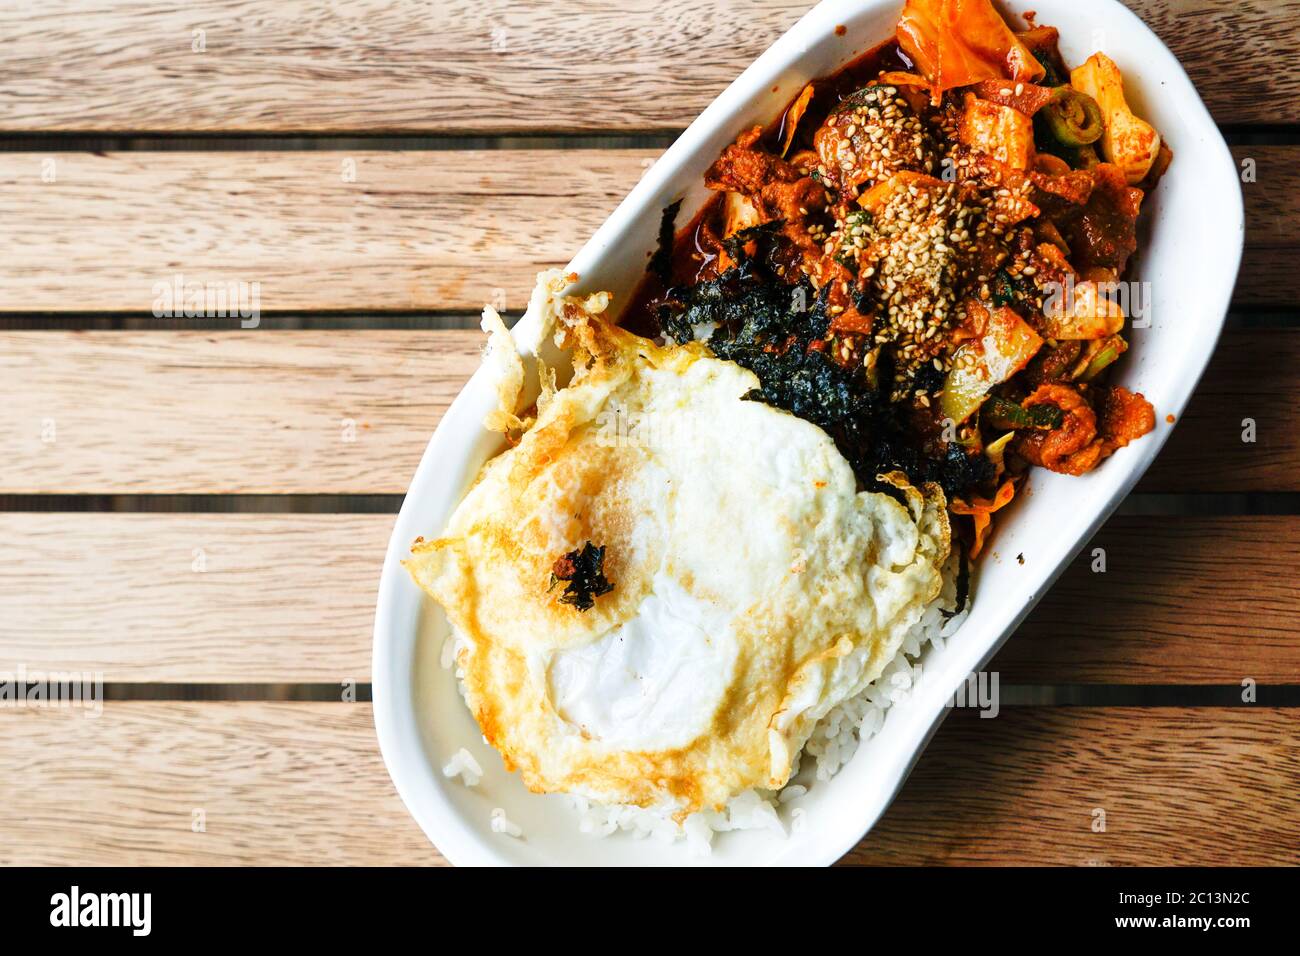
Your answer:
[622,0,1167,558]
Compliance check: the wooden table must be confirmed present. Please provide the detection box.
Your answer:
[1,0,1297,866]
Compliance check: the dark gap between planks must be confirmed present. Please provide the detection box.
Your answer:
[0,313,507,330]
[0,493,1296,515]
[0,131,685,152]
[0,311,1292,331]
[79,683,1300,706]
[0,126,1294,152]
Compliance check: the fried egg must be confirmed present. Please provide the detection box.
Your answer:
[404,273,950,818]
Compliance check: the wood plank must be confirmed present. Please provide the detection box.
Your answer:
[1236,254,1300,309]
[0,703,440,866]
[0,514,391,683]
[0,147,1291,314]
[0,703,1292,865]
[0,330,478,494]
[3,513,1295,683]
[1230,145,1300,307]
[1,327,1291,495]
[843,707,1300,865]
[1236,146,1300,248]
[0,150,654,314]
[0,1,1292,132]
[992,517,1300,683]
[1141,327,1299,493]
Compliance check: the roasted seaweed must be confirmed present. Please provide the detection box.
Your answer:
[550,542,615,612]
[648,199,683,285]
[654,228,993,499]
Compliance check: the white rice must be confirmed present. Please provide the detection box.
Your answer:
[490,807,524,839]
[441,747,483,787]
[444,554,968,854]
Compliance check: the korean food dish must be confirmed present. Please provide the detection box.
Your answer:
[404,0,1167,851]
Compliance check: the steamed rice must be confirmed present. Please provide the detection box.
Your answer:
[441,747,483,787]
[490,807,524,838]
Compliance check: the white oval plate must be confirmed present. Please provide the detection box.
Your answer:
[373,0,1243,866]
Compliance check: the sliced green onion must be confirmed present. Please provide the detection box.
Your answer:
[985,430,1017,469]
[985,395,1064,431]
[1042,87,1104,147]
[1077,340,1123,382]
